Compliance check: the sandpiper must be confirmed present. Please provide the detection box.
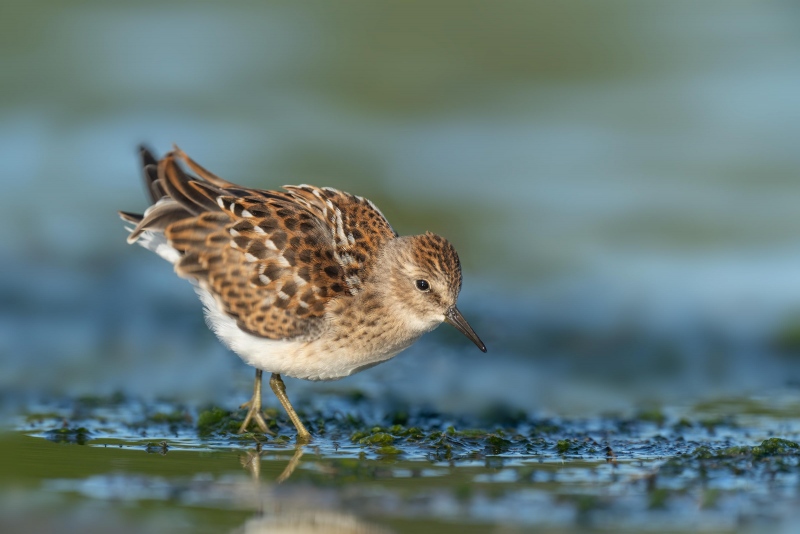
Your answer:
[120,146,486,441]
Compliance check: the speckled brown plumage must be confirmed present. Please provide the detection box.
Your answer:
[120,145,485,441]
[127,148,398,341]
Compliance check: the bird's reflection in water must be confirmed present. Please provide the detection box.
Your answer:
[240,442,305,483]
[233,443,390,534]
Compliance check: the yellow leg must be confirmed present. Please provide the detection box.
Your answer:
[238,369,273,434]
[276,446,305,483]
[269,373,312,442]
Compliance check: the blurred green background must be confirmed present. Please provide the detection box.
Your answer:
[2,0,800,415]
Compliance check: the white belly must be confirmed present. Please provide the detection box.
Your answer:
[196,287,405,381]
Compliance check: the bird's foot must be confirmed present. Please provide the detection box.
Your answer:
[238,398,274,435]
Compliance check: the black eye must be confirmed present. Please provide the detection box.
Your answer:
[415,279,430,292]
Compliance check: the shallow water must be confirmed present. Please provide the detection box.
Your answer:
[3,394,800,533]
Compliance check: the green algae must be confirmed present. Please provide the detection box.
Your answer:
[196,407,232,436]
[484,434,512,453]
[752,437,799,457]
[721,438,799,459]
[354,431,395,446]
[388,425,424,438]
[556,439,574,454]
[445,426,487,439]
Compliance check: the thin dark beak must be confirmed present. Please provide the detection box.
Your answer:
[445,306,487,352]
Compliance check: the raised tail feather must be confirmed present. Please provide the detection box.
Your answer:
[119,145,230,245]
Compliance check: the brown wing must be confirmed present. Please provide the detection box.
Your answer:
[129,148,395,341]
[282,184,398,292]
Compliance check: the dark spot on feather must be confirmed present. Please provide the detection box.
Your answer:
[207,233,229,244]
[324,250,333,260]
[248,241,268,259]
[312,302,325,313]
[300,221,315,233]
[233,236,249,249]
[304,235,316,246]
[290,236,301,247]
[276,208,292,218]
[330,283,343,293]
[258,218,278,232]
[351,228,363,240]
[271,231,287,250]
[282,281,297,297]
[274,296,289,309]
[263,263,282,281]
[233,221,254,232]
[296,306,309,316]
[324,266,340,278]
[284,218,297,231]
[246,207,270,218]
[298,266,311,282]
[283,248,296,266]
[300,288,314,302]
[299,249,312,263]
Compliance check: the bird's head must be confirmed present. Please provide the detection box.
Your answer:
[377,232,486,352]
